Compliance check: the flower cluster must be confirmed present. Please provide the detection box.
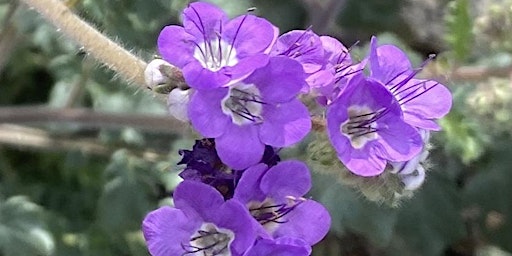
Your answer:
[142,1,452,255]
[143,140,330,255]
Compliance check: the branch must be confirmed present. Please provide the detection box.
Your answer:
[0,106,189,133]
[449,64,512,81]
[0,124,168,162]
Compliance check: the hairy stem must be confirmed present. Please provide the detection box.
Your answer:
[18,0,148,87]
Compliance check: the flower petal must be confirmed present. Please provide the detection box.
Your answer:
[260,161,311,200]
[182,62,232,89]
[369,36,412,83]
[173,180,225,220]
[188,88,230,137]
[339,147,387,176]
[181,2,227,39]
[224,14,278,57]
[216,124,265,169]
[142,206,199,256]
[274,200,331,245]
[401,79,452,130]
[213,200,257,255]
[234,163,269,204]
[246,56,305,103]
[158,26,196,68]
[245,237,311,256]
[376,112,423,162]
[259,100,311,147]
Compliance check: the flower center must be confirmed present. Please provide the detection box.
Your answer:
[248,196,305,233]
[221,84,264,126]
[183,223,234,256]
[341,106,385,149]
[194,39,238,72]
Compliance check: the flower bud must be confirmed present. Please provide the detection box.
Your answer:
[144,59,188,94]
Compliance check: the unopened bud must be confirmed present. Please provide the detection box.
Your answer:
[144,59,188,94]
[167,88,194,122]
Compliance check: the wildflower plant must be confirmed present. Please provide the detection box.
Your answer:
[138,1,453,254]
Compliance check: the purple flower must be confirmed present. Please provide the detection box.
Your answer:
[158,2,278,89]
[270,29,326,92]
[188,57,311,169]
[142,180,256,256]
[177,138,280,199]
[244,237,311,256]
[309,36,364,105]
[368,36,452,130]
[233,160,331,246]
[326,75,423,176]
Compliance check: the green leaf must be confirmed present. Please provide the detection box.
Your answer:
[97,150,159,234]
[0,196,55,256]
[389,172,465,255]
[313,173,399,247]
[445,0,473,61]
[464,145,512,252]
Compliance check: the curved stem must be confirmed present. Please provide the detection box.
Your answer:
[18,0,148,87]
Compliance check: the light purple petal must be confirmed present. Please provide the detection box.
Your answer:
[188,88,230,137]
[244,237,310,256]
[173,180,225,220]
[225,54,270,86]
[224,15,278,57]
[369,36,412,83]
[339,146,387,176]
[216,124,265,169]
[260,161,311,200]
[142,207,199,256]
[400,79,452,130]
[246,56,305,103]
[181,2,227,39]
[182,62,231,89]
[213,200,257,255]
[158,26,196,68]
[259,100,311,147]
[272,30,325,74]
[320,35,351,65]
[234,163,269,204]
[376,116,423,162]
[273,200,331,245]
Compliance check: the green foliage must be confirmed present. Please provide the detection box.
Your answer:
[445,0,473,61]
[2,0,512,255]
[0,196,54,256]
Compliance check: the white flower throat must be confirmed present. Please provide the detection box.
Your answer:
[341,106,383,148]
[194,39,238,71]
[221,83,264,126]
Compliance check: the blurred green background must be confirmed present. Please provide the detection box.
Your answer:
[1,0,512,255]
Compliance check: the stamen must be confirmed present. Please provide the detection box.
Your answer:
[227,14,249,62]
[249,197,305,226]
[399,81,439,106]
[341,106,388,148]
[182,223,233,255]
[280,27,313,57]
[222,85,265,125]
[386,54,436,92]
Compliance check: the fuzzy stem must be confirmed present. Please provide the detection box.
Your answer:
[18,0,148,87]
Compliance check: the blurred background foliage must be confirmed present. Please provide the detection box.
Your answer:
[1,0,512,255]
